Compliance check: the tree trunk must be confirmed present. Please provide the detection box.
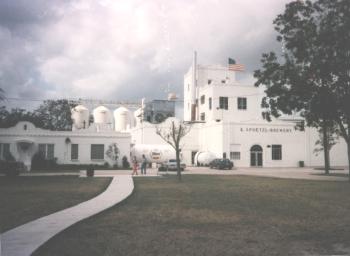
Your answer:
[176,147,182,182]
[322,121,330,175]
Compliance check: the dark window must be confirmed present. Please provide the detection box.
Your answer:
[209,97,212,110]
[200,112,205,121]
[0,143,10,160]
[91,144,104,160]
[208,79,212,84]
[221,80,226,83]
[200,95,205,104]
[272,145,282,160]
[238,97,247,110]
[230,152,240,160]
[38,144,55,160]
[223,152,227,159]
[24,124,27,130]
[219,97,228,110]
[71,144,79,160]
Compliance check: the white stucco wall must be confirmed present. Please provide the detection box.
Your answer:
[0,121,131,170]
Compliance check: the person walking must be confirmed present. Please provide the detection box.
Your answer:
[141,154,147,175]
[132,157,139,176]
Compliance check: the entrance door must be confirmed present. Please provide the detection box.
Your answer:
[250,145,263,167]
[191,151,198,165]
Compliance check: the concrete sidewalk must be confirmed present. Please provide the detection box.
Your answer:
[0,175,134,256]
[79,167,349,182]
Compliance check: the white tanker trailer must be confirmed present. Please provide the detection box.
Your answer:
[131,144,178,164]
[194,151,218,166]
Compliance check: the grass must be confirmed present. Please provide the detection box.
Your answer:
[33,175,350,256]
[0,176,111,232]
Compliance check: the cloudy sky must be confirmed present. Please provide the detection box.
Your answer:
[0,0,290,108]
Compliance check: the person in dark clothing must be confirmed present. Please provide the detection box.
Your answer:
[141,154,147,175]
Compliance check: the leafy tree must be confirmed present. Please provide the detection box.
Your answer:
[0,107,43,128]
[314,126,339,158]
[0,88,5,101]
[156,118,191,181]
[34,99,78,131]
[254,0,350,177]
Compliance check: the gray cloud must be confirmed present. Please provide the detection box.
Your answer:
[0,0,290,108]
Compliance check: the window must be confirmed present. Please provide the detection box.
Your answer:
[38,144,55,160]
[200,95,205,104]
[230,152,241,160]
[209,97,212,110]
[200,112,205,121]
[0,143,10,160]
[238,97,247,110]
[71,144,79,160]
[221,80,226,84]
[272,145,282,160]
[208,79,212,85]
[219,97,228,110]
[91,144,104,160]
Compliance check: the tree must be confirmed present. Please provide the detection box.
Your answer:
[34,99,78,131]
[156,118,191,181]
[0,88,5,101]
[0,107,43,128]
[254,0,350,178]
[314,125,339,158]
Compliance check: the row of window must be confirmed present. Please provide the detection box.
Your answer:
[37,143,105,161]
[200,96,247,110]
[72,144,105,160]
[228,145,282,161]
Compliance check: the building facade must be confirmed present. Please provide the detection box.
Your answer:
[179,55,348,167]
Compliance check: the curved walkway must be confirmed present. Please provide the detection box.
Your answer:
[0,175,134,256]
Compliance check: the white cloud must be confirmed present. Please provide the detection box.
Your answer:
[0,0,290,103]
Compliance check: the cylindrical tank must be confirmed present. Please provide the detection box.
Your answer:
[195,151,217,166]
[114,107,133,131]
[71,105,89,130]
[131,144,176,164]
[93,106,112,124]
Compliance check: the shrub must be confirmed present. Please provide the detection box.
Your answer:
[31,153,58,171]
[86,165,94,177]
[3,162,24,177]
[122,156,130,169]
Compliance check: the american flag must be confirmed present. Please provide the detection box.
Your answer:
[228,58,245,72]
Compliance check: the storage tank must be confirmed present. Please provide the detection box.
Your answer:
[195,151,217,166]
[93,106,112,124]
[131,144,176,164]
[114,107,133,131]
[71,105,89,130]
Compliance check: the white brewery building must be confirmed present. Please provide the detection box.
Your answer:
[0,54,348,170]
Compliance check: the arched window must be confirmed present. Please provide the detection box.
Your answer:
[250,145,262,152]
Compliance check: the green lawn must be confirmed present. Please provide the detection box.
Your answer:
[0,176,111,232]
[33,175,350,256]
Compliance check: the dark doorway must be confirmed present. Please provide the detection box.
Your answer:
[250,145,263,167]
[191,151,198,165]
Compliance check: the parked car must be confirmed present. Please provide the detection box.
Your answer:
[209,158,234,170]
[158,159,186,172]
